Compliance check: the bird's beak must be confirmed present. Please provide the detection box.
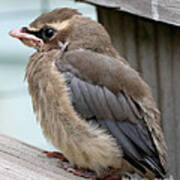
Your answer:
[9,28,44,47]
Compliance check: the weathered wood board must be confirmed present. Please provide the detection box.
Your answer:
[0,134,85,180]
[97,7,180,179]
[77,0,180,26]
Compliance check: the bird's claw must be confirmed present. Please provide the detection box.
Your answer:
[61,165,123,180]
[43,151,69,162]
[62,165,97,179]
[97,168,123,180]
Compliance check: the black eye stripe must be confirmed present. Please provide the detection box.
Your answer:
[22,27,55,42]
[35,30,44,39]
[22,27,43,39]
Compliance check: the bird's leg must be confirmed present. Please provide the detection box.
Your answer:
[92,167,125,180]
[61,165,123,180]
[44,151,95,178]
[44,150,123,179]
[44,151,96,178]
[95,176,122,180]
[62,164,97,179]
[43,151,68,162]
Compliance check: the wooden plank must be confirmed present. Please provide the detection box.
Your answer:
[122,12,138,70]
[76,0,121,8]
[0,134,85,180]
[171,27,180,179]
[104,10,126,57]
[78,0,180,26]
[157,23,176,179]
[137,19,159,103]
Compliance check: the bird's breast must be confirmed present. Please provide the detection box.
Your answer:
[25,51,83,145]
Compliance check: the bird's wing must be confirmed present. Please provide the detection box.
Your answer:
[55,49,166,177]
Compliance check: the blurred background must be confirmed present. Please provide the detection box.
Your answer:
[0,0,96,150]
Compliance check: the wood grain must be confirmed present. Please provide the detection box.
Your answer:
[0,134,85,180]
[79,0,180,26]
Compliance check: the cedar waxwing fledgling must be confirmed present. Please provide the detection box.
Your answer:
[9,8,167,180]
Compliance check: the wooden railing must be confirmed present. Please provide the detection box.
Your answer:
[0,134,85,180]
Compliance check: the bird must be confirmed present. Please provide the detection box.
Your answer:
[9,8,167,180]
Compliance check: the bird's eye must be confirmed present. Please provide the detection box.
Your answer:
[43,28,55,39]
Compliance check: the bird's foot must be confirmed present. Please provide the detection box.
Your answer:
[61,166,123,180]
[44,151,96,178]
[44,151,123,180]
[62,165,97,179]
[95,175,122,180]
[96,168,122,180]
[43,151,68,162]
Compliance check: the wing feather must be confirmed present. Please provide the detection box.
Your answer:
[56,49,166,177]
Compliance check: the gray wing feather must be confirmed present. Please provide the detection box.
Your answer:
[63,72,165,176]
[57,51,165,177]
[103,88,127,121]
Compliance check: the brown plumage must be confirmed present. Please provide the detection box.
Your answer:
[9,8,167,179]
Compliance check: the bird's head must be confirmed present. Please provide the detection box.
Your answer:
[9,8,115,55]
